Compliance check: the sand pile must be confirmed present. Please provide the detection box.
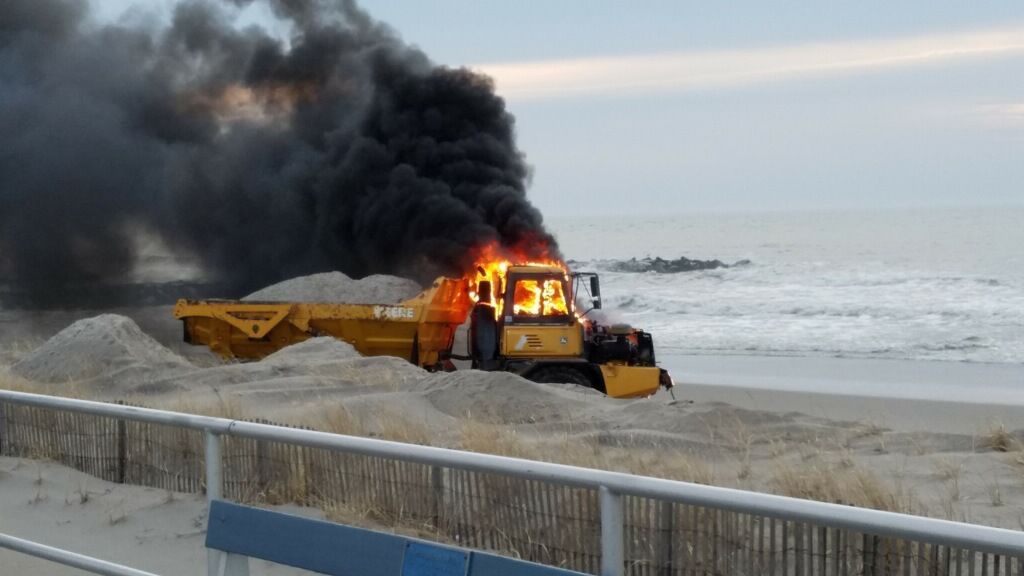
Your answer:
[11,314,192,387]
[8,311,667,448]
[149,337,429,407]
[243,272,421,303]
[4,311,786,454]
[259,337,424,389]
[262,337,361,364]
[419,370,606,425]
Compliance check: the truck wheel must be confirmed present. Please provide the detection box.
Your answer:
[528,366,594,389]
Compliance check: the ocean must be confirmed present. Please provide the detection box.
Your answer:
[550,207,1024,364]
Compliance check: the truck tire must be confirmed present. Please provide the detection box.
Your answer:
[528,366,594,389]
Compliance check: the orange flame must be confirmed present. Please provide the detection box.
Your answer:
[513,279,542,315]
[467,242,571,319]
[542,279,569,315]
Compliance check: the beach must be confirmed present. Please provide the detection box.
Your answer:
[665,353,1024,434]
[2,207,1023,571]
[2,311,1023,574]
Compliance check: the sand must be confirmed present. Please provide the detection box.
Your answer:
[0,456,313,575]
[9,314,192,391]
[242,271,421,303]
[3,272,1024,571]
[662,353,1024,434]
[418,369,609,426]
[6,313,1023,533]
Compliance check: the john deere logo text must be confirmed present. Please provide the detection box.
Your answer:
[373,306,415,320]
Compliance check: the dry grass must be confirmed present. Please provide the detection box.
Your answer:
[315,403,360,436]
[0,338,45,366]
[932,457,964,481]
[462,420,546,457]
[933,457,964,505]
[320,498,451,544]
[308,404,432,445]
[717,416,756,481]
[373,408,432,445]
[0,371,33,392]
[5,374,1017,534]
[457,418,716,485]
[988,477,1004,507]
[0,370,87,398]
[981,420,1020,453]
[621,450,716,485]
[769,460,917,515]
[162,394,245,420]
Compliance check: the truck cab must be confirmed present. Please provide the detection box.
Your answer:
[469,265,671,398]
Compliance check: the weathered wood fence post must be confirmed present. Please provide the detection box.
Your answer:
[431,465,444,531]
[256,438,270,492]
[862,533,879,576]
[655,500,674,576]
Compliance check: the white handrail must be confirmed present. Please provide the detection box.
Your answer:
[0,533,161,576]
[2,388,1024,575]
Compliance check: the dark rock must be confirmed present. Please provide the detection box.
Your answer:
[606,256,738,274]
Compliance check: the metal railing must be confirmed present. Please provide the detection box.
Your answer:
[0,533,159,576]
[1,389,1023,576]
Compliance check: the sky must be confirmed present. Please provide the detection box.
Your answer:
[96,1,1024,217]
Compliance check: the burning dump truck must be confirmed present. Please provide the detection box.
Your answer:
[174,255,673,399]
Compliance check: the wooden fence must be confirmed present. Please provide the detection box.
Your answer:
[1,401,1021,576]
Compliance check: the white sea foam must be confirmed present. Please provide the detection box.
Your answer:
[552,207,1024,363]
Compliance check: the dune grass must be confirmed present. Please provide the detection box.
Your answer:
[162,393,246,420]
[0,369,88,398]
[981,420,1021,453]
[770,461,917,514]
[2,371,1017,524]
[0,338,45,366]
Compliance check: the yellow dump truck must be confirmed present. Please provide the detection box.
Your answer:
[174,264,673,398]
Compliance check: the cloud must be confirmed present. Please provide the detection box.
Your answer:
[984,102,1024,121]
[969,102,1024,136]
[474,26,1024,101]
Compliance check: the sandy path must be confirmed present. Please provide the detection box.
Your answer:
[0,457,312,575]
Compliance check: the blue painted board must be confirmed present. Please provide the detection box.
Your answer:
[402,541,468,576]
[206,500,588,576]
[469,550,587,576]
[206,500,406,576]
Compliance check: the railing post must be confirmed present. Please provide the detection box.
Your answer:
[600,485,624,576]
[205,429,223,501]
[0,399,6,456]
[206,429,223,576]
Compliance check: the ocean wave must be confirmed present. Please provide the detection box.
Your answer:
[591,263,1024,364]
[555,209,1024,364]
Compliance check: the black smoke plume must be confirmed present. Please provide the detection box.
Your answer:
[0,0,557,306]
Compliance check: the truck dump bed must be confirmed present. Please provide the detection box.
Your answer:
[174,277,472,368]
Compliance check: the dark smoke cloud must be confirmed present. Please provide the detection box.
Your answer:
[0,0,557,306]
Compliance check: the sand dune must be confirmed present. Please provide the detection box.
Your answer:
[3,313,1023,532]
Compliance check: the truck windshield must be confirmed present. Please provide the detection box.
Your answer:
[513,279,570,317]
